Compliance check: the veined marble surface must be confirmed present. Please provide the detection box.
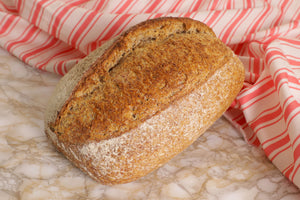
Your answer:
[0,47,300,200]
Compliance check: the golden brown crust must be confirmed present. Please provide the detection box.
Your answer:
[45,17,245,184]
[51,17,233,143]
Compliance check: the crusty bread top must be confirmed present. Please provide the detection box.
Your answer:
[49,17,234,144]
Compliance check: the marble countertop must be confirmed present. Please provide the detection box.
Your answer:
[1,47,300,200]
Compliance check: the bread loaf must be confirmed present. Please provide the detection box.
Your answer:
[44,17,244,185]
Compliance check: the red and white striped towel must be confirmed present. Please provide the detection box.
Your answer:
[1,0,300,188]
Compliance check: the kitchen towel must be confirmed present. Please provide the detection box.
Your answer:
[1,0,300,188]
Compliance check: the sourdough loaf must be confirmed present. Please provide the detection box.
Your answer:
[44,17,244,185]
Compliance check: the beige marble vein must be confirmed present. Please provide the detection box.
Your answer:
[0,48,300,200]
